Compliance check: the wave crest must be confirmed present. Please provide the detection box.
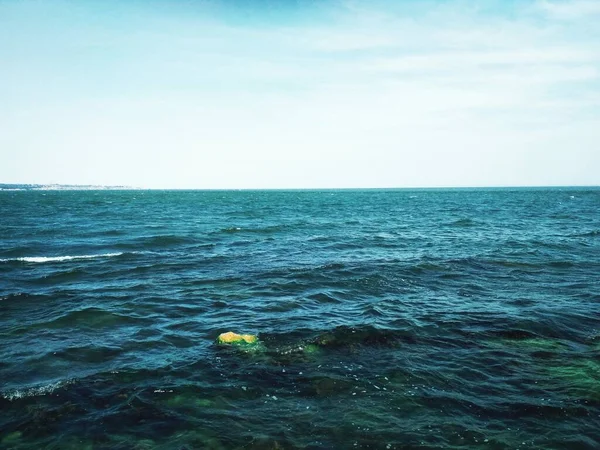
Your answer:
[0,253,124,263]
[2,380,72,401]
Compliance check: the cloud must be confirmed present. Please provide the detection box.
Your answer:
[538,0,600,18]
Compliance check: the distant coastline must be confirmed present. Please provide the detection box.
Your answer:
[0,184,137,191]
[1,184,598,192]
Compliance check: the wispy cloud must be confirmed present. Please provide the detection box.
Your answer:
[538,0,600,18]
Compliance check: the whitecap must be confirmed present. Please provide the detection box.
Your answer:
[0,253,123,263]
[2,380,73,401]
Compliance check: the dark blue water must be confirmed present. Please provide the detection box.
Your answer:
[1,188,599,449]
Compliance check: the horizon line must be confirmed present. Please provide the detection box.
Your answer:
[2,183,599,191]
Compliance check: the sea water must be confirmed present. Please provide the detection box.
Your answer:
[1,188,599,449]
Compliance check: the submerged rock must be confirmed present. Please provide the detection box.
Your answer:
[312,325,406,349]
[214,326,406,361]
[543,359,600,400]
[1,431,22,446]
[302,344,321,355]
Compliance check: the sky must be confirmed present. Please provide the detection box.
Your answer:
[0,0,599,189]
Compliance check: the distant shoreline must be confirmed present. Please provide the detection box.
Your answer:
[1,184,599,192]
[0,184,137,191]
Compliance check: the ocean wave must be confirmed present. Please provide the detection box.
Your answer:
[217,224,291,234]
[40,307,147,330]
[0,292,31,302]
[2,380,72,401]
[140,234,196,246]
[0,252,124,263]
[572,229,600,238]
[448,218,481,227]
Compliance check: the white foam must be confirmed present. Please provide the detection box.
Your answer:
[0,253,123,263]
[2,380,72,401]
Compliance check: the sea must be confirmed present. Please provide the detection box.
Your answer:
[1,188,599,449]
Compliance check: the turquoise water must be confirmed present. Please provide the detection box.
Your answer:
[1,188,599,449]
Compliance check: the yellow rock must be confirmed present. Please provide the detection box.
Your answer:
[217,331,258,345]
